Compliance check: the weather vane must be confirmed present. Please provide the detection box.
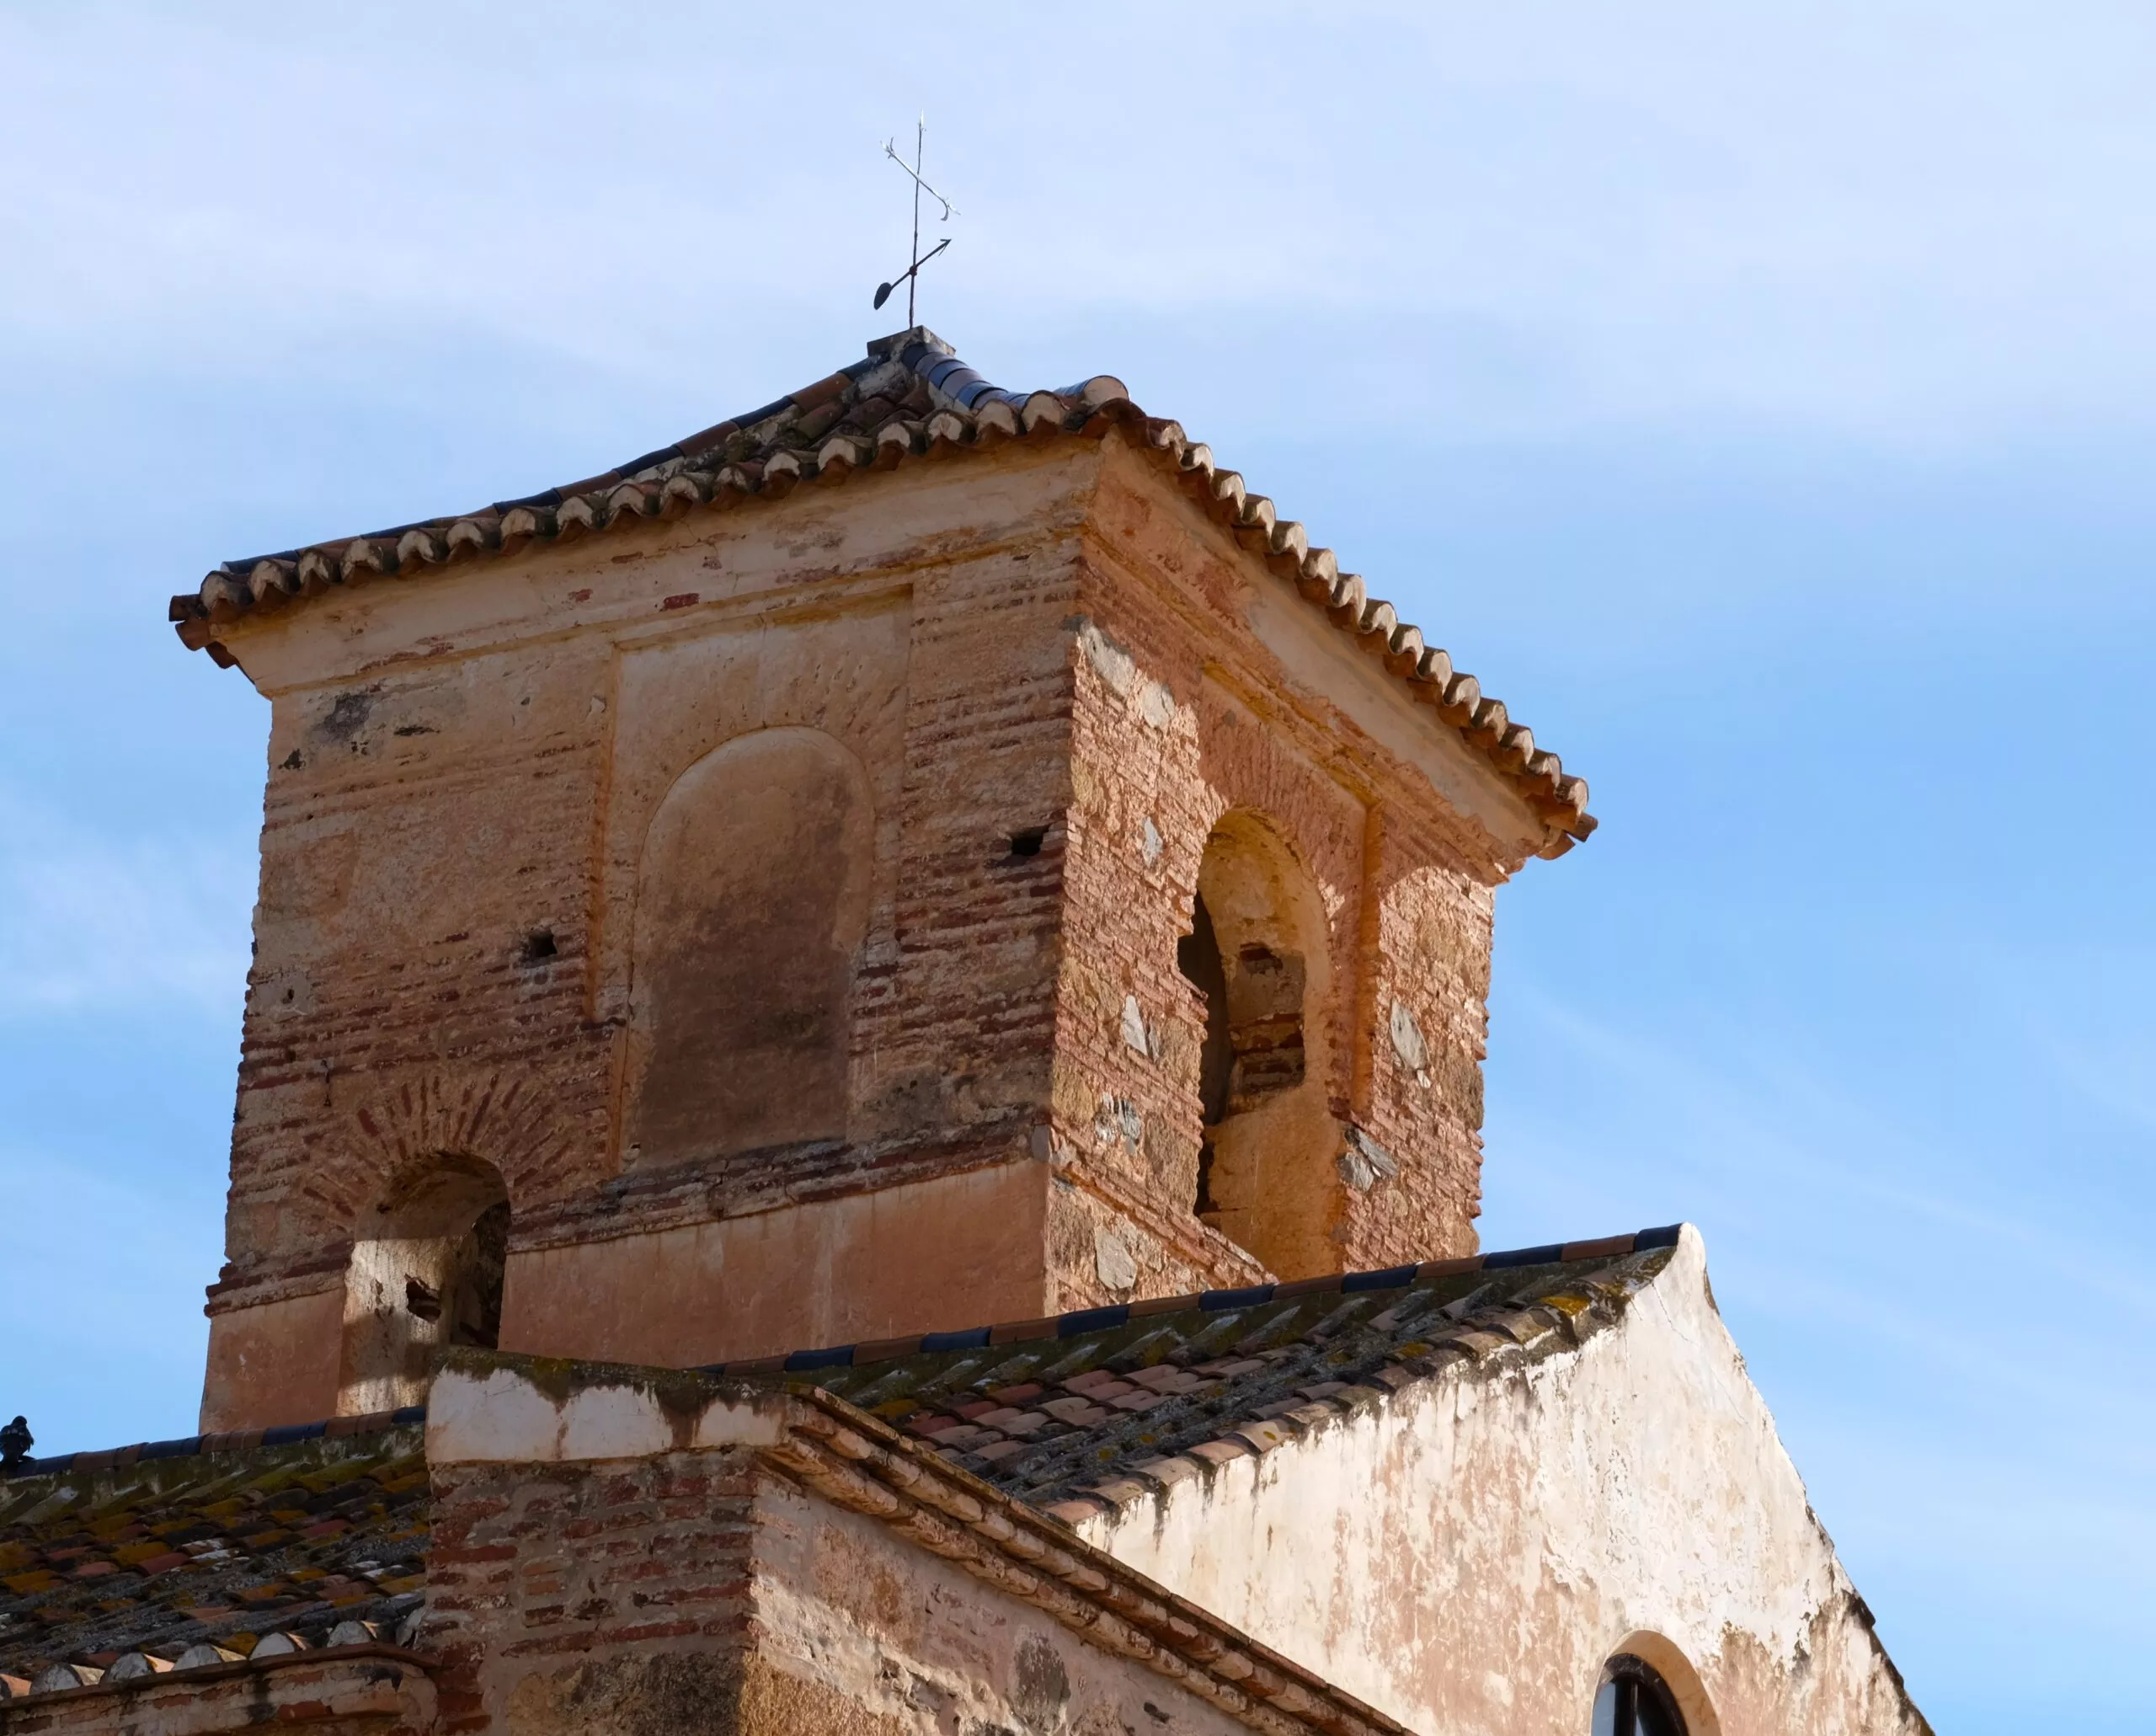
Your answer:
[875,115,958,325]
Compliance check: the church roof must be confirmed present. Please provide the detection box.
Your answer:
[0,1416,426,1691]
[0,1229,1669,1691]
[170,329,1593,849]
[716,1225,1681,1520]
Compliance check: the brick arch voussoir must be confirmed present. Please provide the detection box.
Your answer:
[1193,719,1361,934]
[318,1067,571,1234]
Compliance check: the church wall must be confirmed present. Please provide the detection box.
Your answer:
[421,1365,1271,1736]
[1042,443,1530,1302]
[495,1160,1052,1367]
[1074,1226,1927,1736]
[197,1287,344,1433]
[424,1445,761,1736]
[741,1478,1255,1736]
[201,446,1099,1429]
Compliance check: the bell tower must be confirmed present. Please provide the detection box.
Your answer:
[175,329,1592,1430]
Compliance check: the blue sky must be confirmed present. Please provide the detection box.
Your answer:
[3,5,2151,1729]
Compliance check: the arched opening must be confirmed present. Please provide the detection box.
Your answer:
[339,1155,510,1415]
[1177,895,1232,1132]
[1175,812,1337,1277]
[1591,1637,1719,1736]
[625,727,875,1167]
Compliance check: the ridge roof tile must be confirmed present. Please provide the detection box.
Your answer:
[718,1226,1684,1511]
[0,1226,1684,1692]
[172,328,1591,845]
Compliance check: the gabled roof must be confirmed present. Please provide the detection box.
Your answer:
[0,1229,1673,1693]
[717,1226,1681,1520]
[0,1414,426,1686]
[171,329,1593,849]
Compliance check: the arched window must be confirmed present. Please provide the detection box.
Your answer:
[626,728,874,1168]
[1175,813,1335,1278]
[339,1156,510,1414]
[1592,1656,1689,1736]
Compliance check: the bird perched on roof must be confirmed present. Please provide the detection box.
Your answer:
[1,1415,30,1468]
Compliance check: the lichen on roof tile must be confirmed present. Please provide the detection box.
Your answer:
[0,1426,428,1680]
[726,1231,1678,1511]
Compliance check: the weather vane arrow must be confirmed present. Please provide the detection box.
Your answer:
[875,115,958,324]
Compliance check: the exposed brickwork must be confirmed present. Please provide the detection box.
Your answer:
[216,520,1084,1308]
[1041,445,1518,1301]
[197,351,1557,1424]
[227,641,617,1290]
[1351,844,1496,1259]
[420,1451,760,1736]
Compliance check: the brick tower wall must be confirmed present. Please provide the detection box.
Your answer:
[1038,442,1540,1308]
[202,446,1100,1428]
[196,429,1554,1430]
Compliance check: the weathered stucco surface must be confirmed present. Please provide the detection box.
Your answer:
[1075,1227,1926,1736]
[744,1482,1257,1736]
[420,1360,1342,1736]
[408,1301,1924,1736]
[496,1162,1054,1368]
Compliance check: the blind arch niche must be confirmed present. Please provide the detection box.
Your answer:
[625,726,874,1168]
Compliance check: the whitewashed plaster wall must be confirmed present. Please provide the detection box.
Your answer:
[1076,1228,1929,1736]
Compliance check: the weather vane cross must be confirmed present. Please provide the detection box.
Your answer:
[875,115,958,325]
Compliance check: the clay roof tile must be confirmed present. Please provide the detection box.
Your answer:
[0,1413,427,1685]
[173,329,1592,843]
[731,1228,1684,1513]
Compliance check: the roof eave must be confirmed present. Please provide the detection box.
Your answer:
[170,338,1593,847]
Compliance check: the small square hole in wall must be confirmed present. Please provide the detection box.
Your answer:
[519,928,558,965]
[1007,827,1049,859]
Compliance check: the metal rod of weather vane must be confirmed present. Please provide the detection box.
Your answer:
[875,121,958,318]
[910,116,924,324]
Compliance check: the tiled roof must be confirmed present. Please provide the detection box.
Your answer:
[0,1413,427,1691]
[0,1229,1679,1698]
[716,1226,1683,1519]
[171,329,1593,848]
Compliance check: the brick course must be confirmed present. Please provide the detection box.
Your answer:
[422,1453,759,1736]
[198,412,1553,1427]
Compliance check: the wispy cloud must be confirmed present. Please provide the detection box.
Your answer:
[2021,977,2156,1135]
[1,5,2153,443]
[0,792,252,1017]
[1483,972,2156,1693]
[0,8,2148,1725]
[1486,977,2156,1409]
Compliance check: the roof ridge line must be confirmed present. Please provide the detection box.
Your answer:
[168,333,1594,848]
[1,1405,424,1482]
[2,1228,1687,1477]
[700,1225,1684,1380]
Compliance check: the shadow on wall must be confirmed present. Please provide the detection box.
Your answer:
[339,1154,509,1415]
[1177,811,1341,1279]
[624,727,875,1169]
